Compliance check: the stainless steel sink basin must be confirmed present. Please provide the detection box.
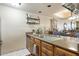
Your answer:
[44,36,62,41]
[33,34,44,38]
[33,34,62,41]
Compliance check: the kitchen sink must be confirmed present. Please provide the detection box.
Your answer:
[33,34,62,41]
[33,34,44,38]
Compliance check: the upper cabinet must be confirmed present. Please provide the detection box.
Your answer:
[26,14,40,24]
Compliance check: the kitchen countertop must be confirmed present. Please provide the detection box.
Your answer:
[27,34,79,54]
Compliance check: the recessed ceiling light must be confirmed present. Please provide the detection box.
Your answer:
[19,3,21,5]
[11,3,21,7]
[38,11,42,13]
[47,5,51,7]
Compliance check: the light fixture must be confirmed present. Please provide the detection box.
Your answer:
[69,16,76,20]
[11,3,21,7]
[38,11,42,13]
[69,15,79,20]
[47,5,51,7]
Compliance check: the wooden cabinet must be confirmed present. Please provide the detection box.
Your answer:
[26,34,78,56]
[54,46,77,56]
[41,42,53,56]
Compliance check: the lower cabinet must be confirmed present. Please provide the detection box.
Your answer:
[54,46,77,56]
[26,35,78,56]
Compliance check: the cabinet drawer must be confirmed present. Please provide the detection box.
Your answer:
[47,50,53,56]
[42,47,53,56]
[42,47,46,53]
[31,38,35,44]
[41,52,46,56]
[35,39,40,45]
[42,42,53,50]
[54,47,77,56]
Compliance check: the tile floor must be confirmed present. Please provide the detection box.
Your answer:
[2,48,30,56]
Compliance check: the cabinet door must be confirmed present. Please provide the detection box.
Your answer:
[41,42,53,56]
[41,47,53,56]
[42,42,53,50]
[54,47,77,56]
[29,37,34,52]
[34,39,41,56]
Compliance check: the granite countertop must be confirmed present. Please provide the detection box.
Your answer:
[27,34,79,54]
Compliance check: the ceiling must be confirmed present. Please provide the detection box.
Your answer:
[54,9,72,19]
[0,3,67,16]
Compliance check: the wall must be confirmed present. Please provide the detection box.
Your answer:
[53,16,72,31]
[0,5,50,55]
[56,19,76,31]
[0,16,1,55]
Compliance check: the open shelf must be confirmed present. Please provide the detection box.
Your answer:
[26,14,40,24]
